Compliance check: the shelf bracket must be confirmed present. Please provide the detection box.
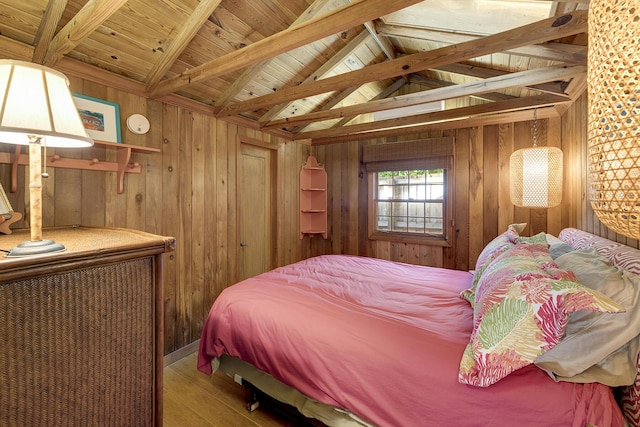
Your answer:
[116,146,133,194]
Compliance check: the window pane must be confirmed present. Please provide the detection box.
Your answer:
[425,202,442,217]
[373,168,447,238]
[377,215,390,231]
[407,216,425,233]
[378,184,393,200]
[391,216,408,232]
[392,202,407,217]
[377,201,391,216]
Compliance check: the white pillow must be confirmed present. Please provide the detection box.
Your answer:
[535,248,640,386]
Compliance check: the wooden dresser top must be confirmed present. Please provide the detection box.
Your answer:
[0,226,175,280]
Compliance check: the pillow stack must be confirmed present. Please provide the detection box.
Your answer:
[459,227,625,387]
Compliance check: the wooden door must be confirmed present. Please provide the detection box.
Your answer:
[239,144,274,280]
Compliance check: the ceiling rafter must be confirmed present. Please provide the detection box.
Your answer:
[215,10,588,118]
[327,77,407,130]
[289,84,363,132]
[256,29,371,123]
[145,0,223,90]
[407,75,517,103]
[42,0,128,67]
[213,0,346,107]
[291,77,408,134]
[310,106,560,145]
[32,0,68,64]
[430,63,571,98]
[263,64,585,130]
[150,0,424,98]
[294,93,569,140]
[375,23,587,64]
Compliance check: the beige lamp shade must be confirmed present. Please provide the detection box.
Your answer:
[588,0,640,239]
[0,60,93,256]
[0,59,93,148]
[510,146,563,208]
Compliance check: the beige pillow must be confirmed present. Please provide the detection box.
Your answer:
[535,248,640,386]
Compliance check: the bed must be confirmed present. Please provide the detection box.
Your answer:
[198,226,640,426]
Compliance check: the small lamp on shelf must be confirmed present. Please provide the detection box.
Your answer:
[0,59,93,256]
[509,109,563,208]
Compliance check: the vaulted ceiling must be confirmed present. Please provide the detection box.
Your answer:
[0,0,589,145]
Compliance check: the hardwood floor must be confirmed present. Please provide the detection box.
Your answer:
[163,352,319,427]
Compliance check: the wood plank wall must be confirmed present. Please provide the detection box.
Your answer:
[0,78,308,354]
[1,81,637,354]
[308,92,639,273]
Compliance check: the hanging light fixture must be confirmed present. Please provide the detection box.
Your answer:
[588,0,640,239]
[510,109,563,208]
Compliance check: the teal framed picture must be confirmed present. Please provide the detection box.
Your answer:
[72,93,121,143]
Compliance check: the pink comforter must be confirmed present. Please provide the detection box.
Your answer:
[198,255,623,427]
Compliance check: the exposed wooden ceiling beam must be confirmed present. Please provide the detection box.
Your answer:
[264,64,584,130]
[329,78,407,129]
[216,10,588,117]
[430,63,570,97]
[294,93,569,140]
[310,106,560,145]
[376,23,587,64]
[150,0,424,98]
[290,85,363,132]
[256,29,371,123]
[145,0,223,90]
[364,20,395,60]
[213,0,345,107]
[407,74,517,102]
[42,0,128,67]
[292,78,407,133]
[32,0,68,64]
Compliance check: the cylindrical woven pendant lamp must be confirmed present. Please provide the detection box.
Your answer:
[588,0,640,239]
[510,146,563,208]
[510,110,563,208]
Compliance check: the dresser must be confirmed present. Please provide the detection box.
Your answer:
[0,226,175,427]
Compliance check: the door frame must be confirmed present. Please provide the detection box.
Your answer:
[235,135,279,280]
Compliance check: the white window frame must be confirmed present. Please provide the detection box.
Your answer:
[368,168,453,246]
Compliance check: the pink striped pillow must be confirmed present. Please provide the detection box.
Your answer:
[559,228,640,275]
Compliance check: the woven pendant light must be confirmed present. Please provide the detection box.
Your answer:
[510,110,563,208]
[588,0,640,239]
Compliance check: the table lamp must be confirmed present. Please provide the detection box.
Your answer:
[0,59,93,256]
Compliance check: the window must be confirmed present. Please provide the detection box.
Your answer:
[373,169,446,238]
[362,137,454,245]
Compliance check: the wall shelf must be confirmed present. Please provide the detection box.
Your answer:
[300,155,327,239]
[0,140,160,194]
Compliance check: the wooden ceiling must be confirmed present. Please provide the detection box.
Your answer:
[0,0,589,145]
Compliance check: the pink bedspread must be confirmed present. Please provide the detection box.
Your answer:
[198,255,623,427]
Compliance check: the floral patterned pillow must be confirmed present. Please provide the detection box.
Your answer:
[458,240,625,387]
[460,223,527,305]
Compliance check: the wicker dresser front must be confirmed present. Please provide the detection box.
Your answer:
[0,227,175,427]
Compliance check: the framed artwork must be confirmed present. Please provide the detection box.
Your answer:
[72,94,122,143]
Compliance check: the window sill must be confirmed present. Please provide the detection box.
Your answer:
[369,231,452,247]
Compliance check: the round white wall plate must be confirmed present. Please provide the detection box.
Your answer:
[126,114,150,134]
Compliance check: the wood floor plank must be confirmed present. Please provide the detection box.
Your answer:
[163,352,307,427]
